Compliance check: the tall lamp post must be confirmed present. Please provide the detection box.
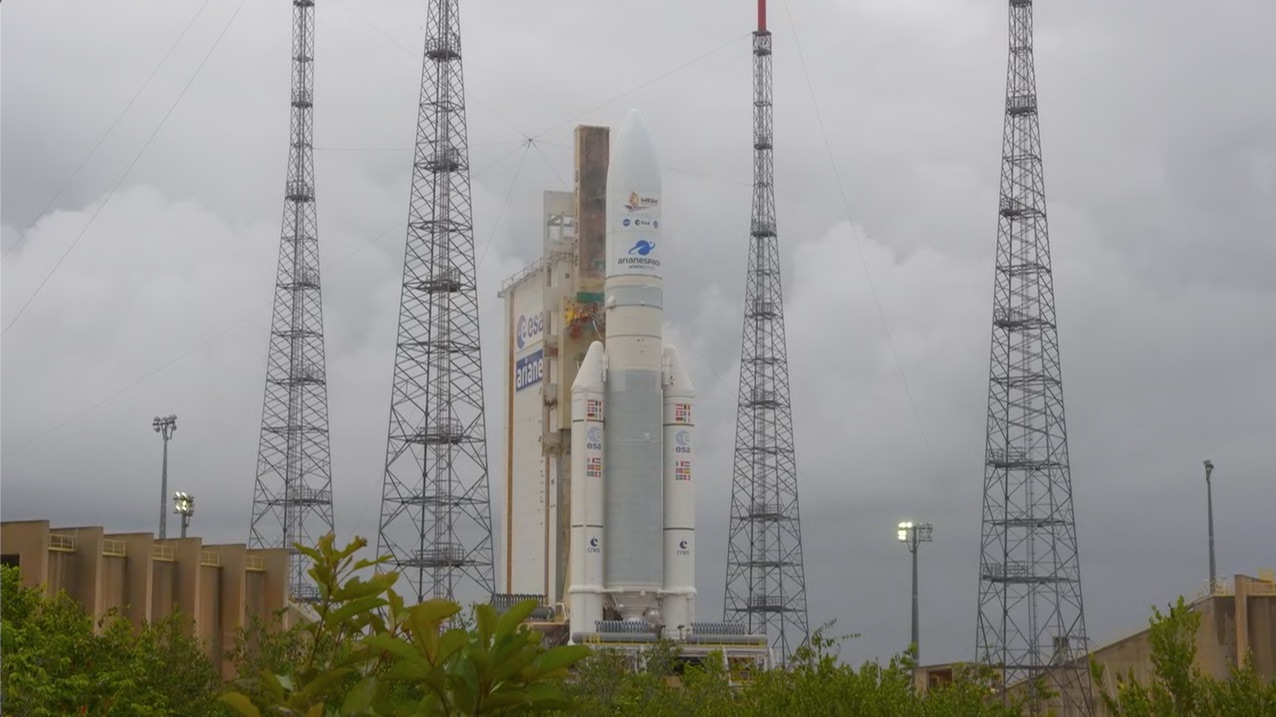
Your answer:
[1204,459,1216,591]
[152,414,177,538]
[897,521,933,660]
[173,492,195,539]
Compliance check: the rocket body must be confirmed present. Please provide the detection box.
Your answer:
[568,110,696,639]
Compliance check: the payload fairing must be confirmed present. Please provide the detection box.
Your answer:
[567,110,696,640]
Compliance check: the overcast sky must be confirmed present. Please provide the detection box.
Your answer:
[2,0,1273,667]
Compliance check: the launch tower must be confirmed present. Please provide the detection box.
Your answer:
[248,0,335,602]
[975,0,1092,713]
[375,0,496,603]
[722,0,810,665]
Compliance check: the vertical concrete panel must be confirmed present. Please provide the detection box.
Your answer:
[258,548,289,617]
[68,527,105,623]
[171,538,202,636]
[0,520,51,588]
[118,533,155,629]
[215,544,248,679]
[101,557,127,618]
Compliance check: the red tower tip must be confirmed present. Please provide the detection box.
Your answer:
[758,0,767,32]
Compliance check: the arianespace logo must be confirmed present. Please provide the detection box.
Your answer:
[515,312,544,350]
[617,239,660,271]
[674,429,691,454]
[586,426,602,451]
[628,240,656,256]
[624,191,659,212]
[676,539,690,556]
[587,537,602,554]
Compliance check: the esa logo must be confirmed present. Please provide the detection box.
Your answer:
[676,539,691,556]
[587,537,602,554]
[674,430,691,454]
[515,313,544,350]
[587,425,602,451]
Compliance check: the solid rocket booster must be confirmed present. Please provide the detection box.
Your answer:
[568,109,696,640]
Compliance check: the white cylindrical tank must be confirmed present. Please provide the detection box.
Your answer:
[661,344,696,638]
[603,109,666,617]
[567,341,606,637]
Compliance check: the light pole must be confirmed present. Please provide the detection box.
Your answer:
[897,521,933,660]
[173,492,195,539]
[1204,459,1216,590]
[152,414,177,538]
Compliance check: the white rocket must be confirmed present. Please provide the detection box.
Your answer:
[568,109,696,641]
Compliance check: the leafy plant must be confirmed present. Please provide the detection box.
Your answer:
[219,534,590,717]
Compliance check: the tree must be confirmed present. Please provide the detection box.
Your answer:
[1092,595,1276,716]
[220,534,591,717]
[1,563,226,716]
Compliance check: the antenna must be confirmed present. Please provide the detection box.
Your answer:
[375,0,496,604]
[723,2,810,665]
[975,1,1092,712]
[248,0,337,604]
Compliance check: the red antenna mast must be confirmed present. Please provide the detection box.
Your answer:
[758,0,767,33]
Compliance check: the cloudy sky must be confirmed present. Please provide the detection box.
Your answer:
[3,0,1273,667]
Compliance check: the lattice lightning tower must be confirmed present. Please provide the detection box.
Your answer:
[976,1,1092,713]
[723,0,810,665]
[248,0,335,603]
[375,0,495,604]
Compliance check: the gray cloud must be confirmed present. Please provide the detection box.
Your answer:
[3,0,1274,669]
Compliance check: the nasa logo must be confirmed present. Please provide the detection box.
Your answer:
[586,425,602,451]
[674,429,691,454]
[587,536,602,554]
[515,312,544,350]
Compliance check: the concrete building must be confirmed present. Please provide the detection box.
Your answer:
[915,569,1276,715]
[1,519,293,676]
[498,124,609,603]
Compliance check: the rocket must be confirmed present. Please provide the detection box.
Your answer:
[568,109,696,640]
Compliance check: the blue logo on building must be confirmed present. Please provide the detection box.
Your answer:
[515,349,544,392]
[628,239,656,256]
[515,313,544,350]
[622,218,631,227]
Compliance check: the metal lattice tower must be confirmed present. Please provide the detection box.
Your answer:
[723,1,810,665]
[976,1,1091,713]
[375,0,495,604]
[248,0,335,604]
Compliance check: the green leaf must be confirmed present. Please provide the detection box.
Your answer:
[339,675,378,715]
[219,692,262,717]
[324,596,390,627]
[363,634,421,662]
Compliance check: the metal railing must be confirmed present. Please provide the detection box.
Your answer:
[246,555,266,572]
[49,534,77,552]
[152,545,176,562]
[200,550,222,567]
[102,539,127,557]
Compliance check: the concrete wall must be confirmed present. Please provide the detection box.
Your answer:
[1,519,290,676]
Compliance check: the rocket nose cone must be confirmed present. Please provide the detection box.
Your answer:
[608,109,661,189]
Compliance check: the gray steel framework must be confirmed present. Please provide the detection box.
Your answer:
[248,0,335,604]
[375,0,495,604]
[722,20,810,666]
[975,1,1091,713]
